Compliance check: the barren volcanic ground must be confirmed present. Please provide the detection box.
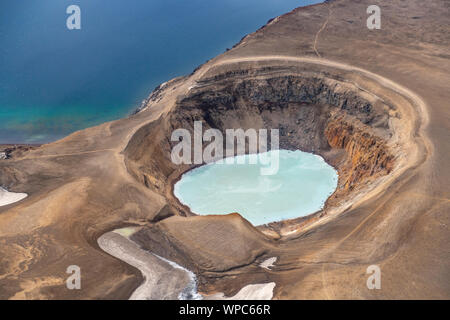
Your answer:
[0,0,449,299]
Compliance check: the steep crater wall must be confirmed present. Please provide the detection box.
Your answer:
[125,67,398,226]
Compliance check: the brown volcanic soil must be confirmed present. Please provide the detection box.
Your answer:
[0,0,449,299]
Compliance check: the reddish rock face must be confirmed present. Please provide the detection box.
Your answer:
[325,115,394,191]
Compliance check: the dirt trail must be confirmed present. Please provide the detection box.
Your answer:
[313,2,332,57]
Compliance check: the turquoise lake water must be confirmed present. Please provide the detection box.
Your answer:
[0,0,321,144]
[174,150,338,226]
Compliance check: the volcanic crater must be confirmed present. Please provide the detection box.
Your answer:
[126,61,410,229]
[122,59,422,295]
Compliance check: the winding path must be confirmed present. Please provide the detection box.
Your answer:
[313,2,333,57]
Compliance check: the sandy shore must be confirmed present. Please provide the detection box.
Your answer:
[0,187,27,207]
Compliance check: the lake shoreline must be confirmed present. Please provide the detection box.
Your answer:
[173,149,338,226]
[1,1,322,145]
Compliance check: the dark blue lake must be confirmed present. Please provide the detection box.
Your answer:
[0,0,321,143]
